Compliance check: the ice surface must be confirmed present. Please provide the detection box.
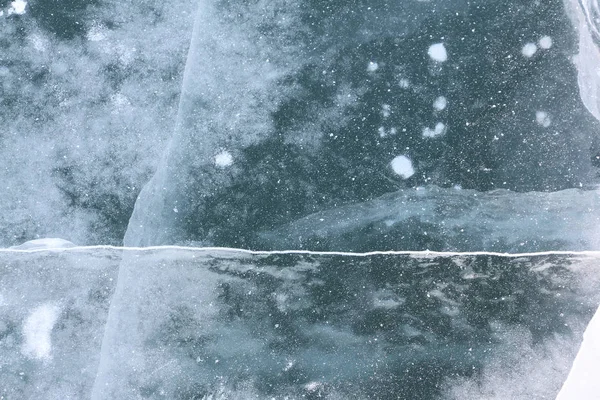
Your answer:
[1,247,596,399]
[3,0,600,397]
[123,0,600,248]
[0,248,120,399]
[259,186,600,252]
[557,305,600,399]
[5,245,596,399]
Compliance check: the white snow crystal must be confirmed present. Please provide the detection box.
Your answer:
[535,111,551,127]
[539,36,553,49]
[521,42,538,58]
[391,156,415,179]
[422,122,447,138]
[7,0,27,15]
[433,96,447,111]
[22,304,60,360]
[428,43,448,62]
[367,61,379,72]
[214,151,233,167]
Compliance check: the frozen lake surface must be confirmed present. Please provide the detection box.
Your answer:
[1,246,599,399]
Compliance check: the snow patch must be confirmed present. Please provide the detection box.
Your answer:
[433,96,447,111]
[521,42,538,58]
[428,43,448,62]
[214,151,233,167]
[22,304,60,361]
[539,36,553,49]
[390,156,415,179]
[422,122,447,138]
[399,78,410,89]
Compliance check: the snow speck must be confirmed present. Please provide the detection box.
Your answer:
[539,36,553,49]
[22,304,60,360]
[7,0,27,15]
[391,156,415,179]
[535,111,551,127]
[367,61,379,72]
[428,43,448,62]
[521,42,537,58]
[378,126,386,138]
[422,122,447,138]
[433,96,447,111]
[214,150,233,167]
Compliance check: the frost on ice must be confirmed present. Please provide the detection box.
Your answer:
[428,43,448,62]
[390,155,415,179]
[22,304,60,360]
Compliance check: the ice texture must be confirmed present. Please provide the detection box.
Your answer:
[30,248,590,399]
[0,248,119,399]
[557,304,600,399]
[258,186,600,252]
[124,0,600,248]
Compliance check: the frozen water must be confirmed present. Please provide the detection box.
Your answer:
[557,305,600,399]
[122,0,600,248]
[2,0,600,398]
[259,186,600,252]
[0,247,596,399]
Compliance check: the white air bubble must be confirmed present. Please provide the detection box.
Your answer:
[536,111,551,127]
[422,122,447,138]
[539,36,553,49]
[390,155,415,179]
[367,61,379,72]
[214,151,233,167]
[428,43,448,62]
[433,96,448,111]
[522,43,538,58]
